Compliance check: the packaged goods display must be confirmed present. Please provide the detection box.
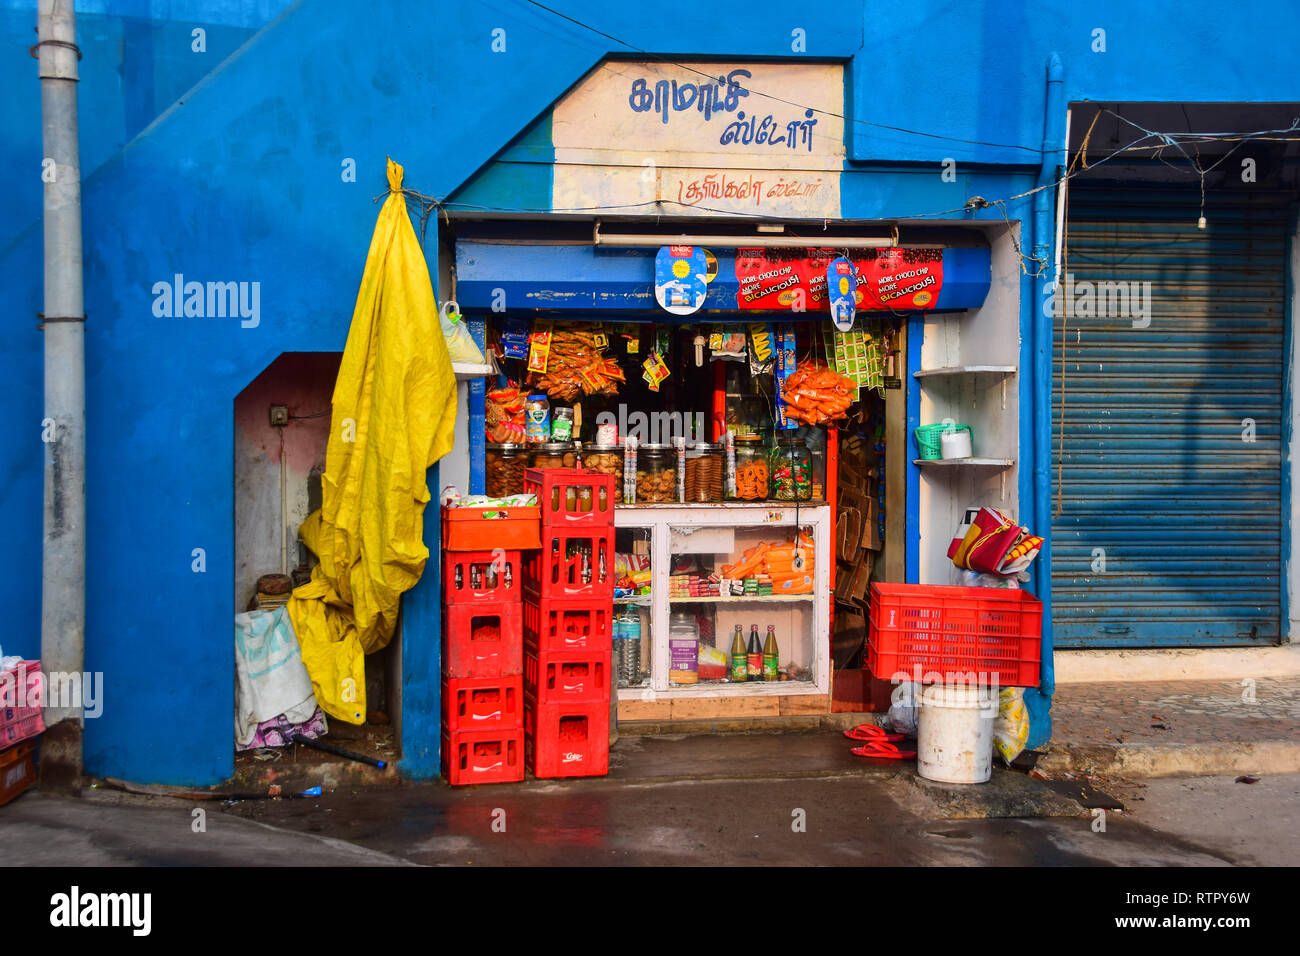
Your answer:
[486,384,527,443]
[526,326,625,401]
[779,361,859,426]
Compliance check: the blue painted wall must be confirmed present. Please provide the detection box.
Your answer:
[2,0,1298,784]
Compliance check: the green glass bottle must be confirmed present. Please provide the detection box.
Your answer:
[730,625,747,682]
[763,625,779,681]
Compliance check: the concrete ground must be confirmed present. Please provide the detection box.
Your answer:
[1,730,1295,866]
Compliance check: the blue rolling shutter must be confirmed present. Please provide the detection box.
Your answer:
[1051,185,1289,646]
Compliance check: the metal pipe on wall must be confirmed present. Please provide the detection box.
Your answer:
[1025,53,1065,749]
[37,0,87,790]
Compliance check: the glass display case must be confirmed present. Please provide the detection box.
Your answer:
[612,502,831,700]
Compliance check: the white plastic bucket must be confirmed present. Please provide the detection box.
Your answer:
[940,428,973,459]
[917,683,997,784]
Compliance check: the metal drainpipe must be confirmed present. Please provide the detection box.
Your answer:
[37,0,87,791]
[1028,53,1064,745]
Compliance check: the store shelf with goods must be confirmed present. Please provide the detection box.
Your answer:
[612,504,831,705]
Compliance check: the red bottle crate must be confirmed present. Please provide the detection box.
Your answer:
[522,595,612,654]
[867,583,1043,688]
[441,727,524,786]
[523,527,615,600]
[443,550,523,605]
[524,468,615,527]
[524,648,611,705]
[0,740,37,807]
[443,601,523,679]
[442,504,541,551]
[524,698,609,779]
[442,675,523,732]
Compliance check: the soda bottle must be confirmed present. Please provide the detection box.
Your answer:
[747,625,762,681]
[763,625,779,681]
[730,625,747,682]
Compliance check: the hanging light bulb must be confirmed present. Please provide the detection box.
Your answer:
[1197,216,1207,230]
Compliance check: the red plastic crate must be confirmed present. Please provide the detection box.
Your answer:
[523,527,615,600]
[441,727,524,786]
[524,648,611,705]
[867,583,1042,687]
[442,675,523,732]
[524,699,609,779]
[522,595,612,654]
[0,740,37,807]
[442,504,541,552]
[524,468,615,527]
[443,601,523,679]
[0,713,44,749]
[443,550,522,605]
[0,660,43,727]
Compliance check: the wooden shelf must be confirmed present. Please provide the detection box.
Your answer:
[452,362,494,380]
[614,595,652,606]
[913,458,1015,468]
[912,365,1016,379]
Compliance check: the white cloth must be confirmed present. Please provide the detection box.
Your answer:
[234,607,318,748]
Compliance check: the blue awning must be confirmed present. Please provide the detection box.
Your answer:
[454,242,991,316]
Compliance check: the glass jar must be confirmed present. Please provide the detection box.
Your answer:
[485,443,527,498]
[530,441,576,470]
[770,436,812,501]
[731,435,769,500]
[684,442,723,502]
[582,444,624,504]
[635,444,677,504]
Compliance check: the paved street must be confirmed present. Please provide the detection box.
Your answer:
[2,767,1294,867]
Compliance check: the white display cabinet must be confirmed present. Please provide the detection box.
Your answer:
[613,502,831,702]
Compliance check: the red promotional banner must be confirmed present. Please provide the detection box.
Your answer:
[734,248,944,311]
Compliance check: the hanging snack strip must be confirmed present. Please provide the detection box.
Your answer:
[724,431,736,499]
[780,361,859,426]
[674,436,687,504]
[527,325,625,401]
[624,436,638,505]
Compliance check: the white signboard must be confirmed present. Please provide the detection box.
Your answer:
[552,61,844,219]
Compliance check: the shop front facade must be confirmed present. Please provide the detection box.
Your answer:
[1,1,1298,786]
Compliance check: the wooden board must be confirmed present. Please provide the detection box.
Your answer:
[617,699,673,722]
[779,693,830,715]
[669,696,781,720]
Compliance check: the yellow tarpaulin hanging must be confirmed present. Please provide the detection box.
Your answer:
[288,158,457,724]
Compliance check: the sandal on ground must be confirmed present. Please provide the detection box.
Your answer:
[850,741,917,760]
[842,723,904,743]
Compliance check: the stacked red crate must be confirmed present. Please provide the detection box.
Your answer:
[521,468,615,779]
[0,660,43,805]
[441,548,525,786]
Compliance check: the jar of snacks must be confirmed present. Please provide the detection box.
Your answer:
[731,435,769,501]
[485,443,527,497]
[583,444,624,503]
[770,436,812,501]
[530,441,576,470]
[635,444,676,504]
[684,442,723,502]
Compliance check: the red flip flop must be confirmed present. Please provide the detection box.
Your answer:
[850,741,917,760]
[842,723,904,743]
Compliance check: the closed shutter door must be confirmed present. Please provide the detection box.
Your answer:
[1051,185,1289,646]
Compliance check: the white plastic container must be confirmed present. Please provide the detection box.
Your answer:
[940,427,973,459]
[917,683,997,784]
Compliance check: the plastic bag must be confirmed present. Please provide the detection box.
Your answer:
[993,687,1029,765]
[887,681,919,735]
[949,567,1023,589]
[440,300,485,365]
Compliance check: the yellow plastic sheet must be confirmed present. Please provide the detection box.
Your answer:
[288,158,457,723]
